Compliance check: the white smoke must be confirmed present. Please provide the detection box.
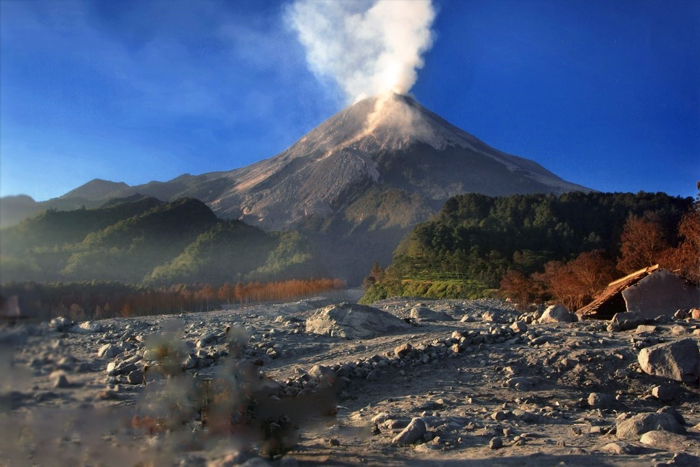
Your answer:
[286,0,436,103]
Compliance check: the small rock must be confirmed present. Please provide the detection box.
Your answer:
[489,437,503,449]
[50,317,73,332]
[674,309,689,320]
[599,442,640,455]
[636,325,657,334]
[98,343,123,359]
[638,338,700,383]
[410,306,453,322]
[74,321,104,333]
[392,418,427,445]
[608,311,650,332]
[666,453,700,467]
[670,325,687,336]
[395,343,412,358]
[658,406,685,426]
[328,438,340,447]
[510,321,527,333]
[588,392,622,411]
[126,369,144,385]
[691,308,700,320]
[50,371,70,388]
[307,365,327,378]
[652,384,679,402]
[371,412,391,424]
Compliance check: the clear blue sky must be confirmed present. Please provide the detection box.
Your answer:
[1,0,698,201]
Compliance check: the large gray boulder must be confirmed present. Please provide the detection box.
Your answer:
[306,303,410,339]
[638,338,700,383]
[538,305,577,324]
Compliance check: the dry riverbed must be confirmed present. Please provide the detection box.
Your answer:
[1,297,699,466]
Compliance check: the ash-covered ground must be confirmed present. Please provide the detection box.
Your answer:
[1,296,699,467]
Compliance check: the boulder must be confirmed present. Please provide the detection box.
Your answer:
[588,392,624,411]
[538,305,577,324]
[652,384,679,402]
[409,306,453,322]
[306,303,410,339]
[622,269,700,319]
[71,321,104,333]
[98,343,123,359]
[391,418,426,445]
[639,430,691,452]
[394,343,412,358]
[50,317,73,332]
[599,442,640,455]
[638,338,699,383]
[616,412,685,439]
[608,311,652,332]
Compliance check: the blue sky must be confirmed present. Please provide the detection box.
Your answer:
[1,0,698,201]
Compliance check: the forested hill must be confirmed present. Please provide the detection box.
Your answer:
[0,196,326,285]
[362,191,694,303]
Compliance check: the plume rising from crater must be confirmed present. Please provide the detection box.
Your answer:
[286,0,436,102]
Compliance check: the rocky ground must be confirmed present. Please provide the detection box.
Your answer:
[1,295,699,467]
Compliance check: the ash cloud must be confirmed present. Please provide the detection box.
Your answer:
[286,0,436,103]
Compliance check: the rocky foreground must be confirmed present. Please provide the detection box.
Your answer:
[1,297,699,467]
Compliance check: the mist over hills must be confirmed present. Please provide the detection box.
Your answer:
[1,94,590,283]
[0,197,325,285]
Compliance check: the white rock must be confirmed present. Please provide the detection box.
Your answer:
[638,338,700,383]
[538,305,577,324]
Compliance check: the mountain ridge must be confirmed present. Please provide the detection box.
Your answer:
[2,94,591,282]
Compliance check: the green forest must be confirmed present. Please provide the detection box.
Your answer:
[0,196,326,286]
[361,191,698,306]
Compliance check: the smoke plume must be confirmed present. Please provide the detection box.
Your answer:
[286,0,436,103]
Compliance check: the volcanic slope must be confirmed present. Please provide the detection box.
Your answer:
[23,94,591,282]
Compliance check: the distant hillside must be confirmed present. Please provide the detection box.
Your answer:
[0,197,326,285]
[0,195,42,229]
[61,179,130,200]
[361,191,693,303]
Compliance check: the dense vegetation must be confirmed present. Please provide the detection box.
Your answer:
[361,191,697,306]
[0,196,326,286]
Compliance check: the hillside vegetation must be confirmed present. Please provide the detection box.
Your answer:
[0,196,326,285]
[361,191,696,305]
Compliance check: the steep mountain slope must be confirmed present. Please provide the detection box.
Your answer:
[48,94,588,227]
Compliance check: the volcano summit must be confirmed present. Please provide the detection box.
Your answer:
[10,94,591,282]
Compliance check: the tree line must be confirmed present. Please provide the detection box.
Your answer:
[1,278,345,322]
[362,191,698,307]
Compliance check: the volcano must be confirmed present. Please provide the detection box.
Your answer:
[11,94,590,282]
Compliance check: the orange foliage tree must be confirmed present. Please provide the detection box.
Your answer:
[660,204,700,282]
[535,250,618,310]
[499,269,539,308]
[617,213,670,273]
